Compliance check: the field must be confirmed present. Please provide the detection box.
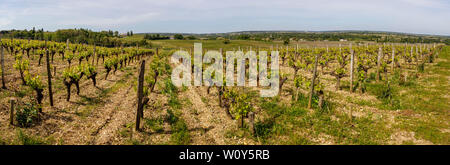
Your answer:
[124,34,360,49]
[0,38,448,145]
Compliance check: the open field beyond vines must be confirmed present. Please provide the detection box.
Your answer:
[0,38,448,145]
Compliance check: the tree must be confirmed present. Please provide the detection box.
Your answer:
[237,34,250,40]
[24,74,45,112]
[36,48,45,66]
[283,39,290,45]
[104,58,115,80]
[355,46,376,89]
[326,46,350,90]
[138,39,149,47]
[222,89,253,127]
[231,91,253,128]
[174,34,184,40]
[279,72,288,96]
[186,36,197,40]
[145,54,168,93]
[144,34,169,40]
[62,66,84,101]
[64,50,74,66]
[83,64,97,87]
[13,54,29,85]
[287,52,301,78]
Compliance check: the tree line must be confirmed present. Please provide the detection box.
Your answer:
[0,28,151,48]
[200,32,448,44]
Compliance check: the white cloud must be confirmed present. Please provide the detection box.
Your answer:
[59,12,160,28]
[0,17,13,28]
[399,0,448,8]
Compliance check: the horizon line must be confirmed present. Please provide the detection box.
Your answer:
[1,28,449,37]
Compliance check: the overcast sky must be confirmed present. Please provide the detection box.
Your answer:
[1,0,449,35]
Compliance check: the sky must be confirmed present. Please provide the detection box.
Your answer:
[0,0,449,35]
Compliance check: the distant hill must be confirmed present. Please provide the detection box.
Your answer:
[137,30,449,44]
[137,30,450,37]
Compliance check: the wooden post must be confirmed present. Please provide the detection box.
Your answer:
[10,98,15,125]
[391,44,395,72]
[419,44,422,60]
[339,44,341,56]
[1,43,6,89]
[239,114,244,128]
[349,43,354,93]
[136,60,145,131]
[416,45,419,67]
[404,43,407,65]
[249,112,255,135]
[285,45,288,66]
[308,53,320,109]
[92,44,96,65]
[318,93,324,109]
[46,48,54,107]
[410,46,413,68]
[376,46,382,82]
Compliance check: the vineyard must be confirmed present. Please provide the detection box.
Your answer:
[0,37,448,145]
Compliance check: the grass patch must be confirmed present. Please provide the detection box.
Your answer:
[366,82,401,110]
[166,109,190,145]
[119,123,134,138]
[170,120,190,145]
[161,78,181,110]
[16,130,49,145]
[145,117,164,133]
[255,93,392,144]
[15,86,33,98]
[75,76,128,118]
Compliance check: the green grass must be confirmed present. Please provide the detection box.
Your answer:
[165,108,190,145]
[247,86,394,145]
[366,82,402,110]
[394,47,449,113]
[126,138,143,145]
[118,125,133,138]
[170,119,190,145]
[156,78,190,144]
[386,46,450,144]
[394,112,449,144]
[145,117,164,133]
[122,35,307,50]
[345,96,377,107]
[16,129,49,145]
[151,39,279,50]
[160,78,182,110]
[365,46,450,144]
[14,86,33,98]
